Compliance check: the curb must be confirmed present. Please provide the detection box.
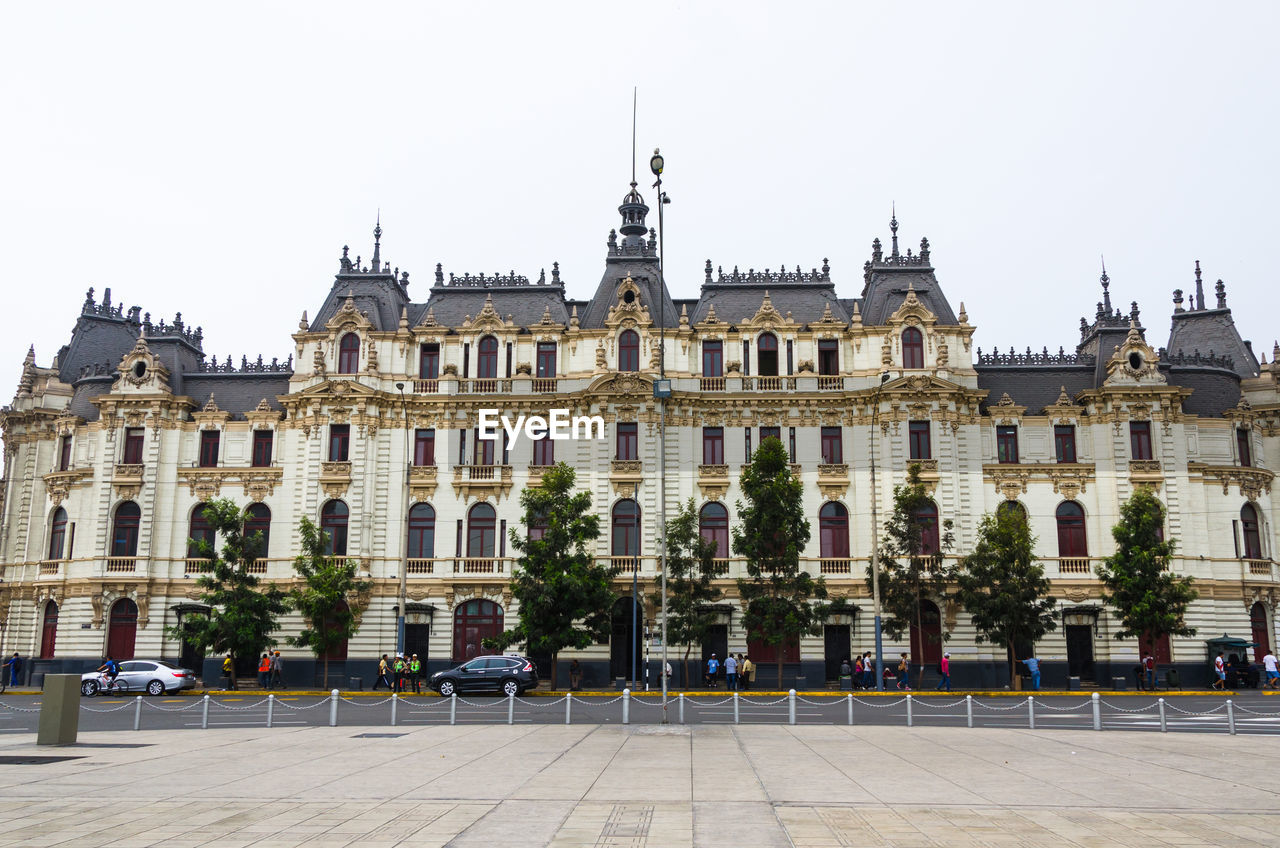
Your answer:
[0,688,1244,698]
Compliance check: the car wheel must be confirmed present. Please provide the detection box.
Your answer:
[437,679,456,697]
[146,680,165,696]
[501,679,520,698]
[81,680,99,697]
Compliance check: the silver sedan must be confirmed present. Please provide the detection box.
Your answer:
[81,660,198,696]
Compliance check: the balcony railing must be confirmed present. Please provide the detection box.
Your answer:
[532,378,558,393]
[1245,559,1273,577]
[1053,557,1094,575]
[458,379,512,394]
[817,375,844,390]
[106,556,142,573]
[407,558,435,575]
[458,464,512,482]
[413,379,439,394]
[745,376,796,391]
[38,560,62,576]
[699,377,725,392]
[248,559,269,574]
[184,558,212,574]
[820,558,855,574]
[454,557,508,574]
[607,556,643,573]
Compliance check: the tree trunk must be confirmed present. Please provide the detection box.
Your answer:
[683,644,692,691]
[914,592,924,689]
[323,654,330,691]
[776,655,783,690]
[551,652,559,691]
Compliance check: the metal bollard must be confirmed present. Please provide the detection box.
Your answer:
[1091,692,1101,731]
[201,694,210,729]
[1227,699,1236,735]
[133,696,143,731]
[847,693,853,726]
[1028,696,1035,730]
[391,693,398,727]
[788,689,797,725]
[267,694,275,728]
[734,693,739,725]
[623,689,630,725]
[1158,697,1166,733]
[450,693,457,726]
[679,693,685,725]
[329,689,339,727]
[565,692,572,725]
[507,692,514,725]
[965,694,973,728]
[906,694,913,727]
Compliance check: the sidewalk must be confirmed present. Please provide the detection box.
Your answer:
[0,723,1276,846]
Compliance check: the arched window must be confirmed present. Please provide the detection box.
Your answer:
[107,598,138,660]
[321,500,349,556]
[245,503,271,560]
[819,502,850,559]
[476,335,499,379]
[1056,501,1088,558]
[612,499,641,559]
[997,501,1028,522]
[48,507,68,560]
[699,502,729,560]
[337,332,360,374]
[111,501,141,557]
[188,503,215,558]
[408,503,436,559]
[913,501,940,555]
[467,503,496,558]
[757,333,779,376]
[618,330,640,372]
[1242,504,1263,559]
[452,599,503,662]
[40,601,58,659]
[902,327,924,369]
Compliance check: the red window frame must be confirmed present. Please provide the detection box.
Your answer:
[414,429,436,467]
[702,427,724,465]
[476,336,499,379]
[757,333,779,376]
[338,333,360,374]
[702,340,723,377]
[821,427,843,464]
[245,503,271,559]
[996,426,1019,464]
[467,503,497,557]
[1056,502,1088,557]
[532,434,554,466]
[902,327,924,369]
[817,339,839,375]
[321,500,348,556]
[198,430,220,468]
[1242,504,1263,559]
[251,430,274,467]
[123,428,145,464]
[699,502,729,559]
[111,501,141,557]
[329,425,350,462]
[1130,421,1153,461]
[760,426,781,447]
[908,421,931,460]
[407,503,436,559]
[419,343,440,379]
[48,507,68,560]
[619,330,640,372]
[58,436,72,471]
[819,502,849,558]
[1238,428,1253,467]
[913,502,940,555]
[188,504,216,558]
[473,430,496,465]
[611,499,641,557]
[616,423,638,461]
[536,342,557,378]
[1054,425,1076,463]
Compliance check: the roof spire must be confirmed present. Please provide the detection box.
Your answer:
[889,203,899,257]
[1194,259,1205,310]
[1100,255,1112,315]
[631,86,637,187]
[371,211,382,273]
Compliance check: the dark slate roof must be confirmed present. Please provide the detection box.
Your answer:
[310,272,410,333]
[181,375,290,417]
[691,262,850,326]
[56,306,142,385]
[422,267,569,328]
[1166,309,1259,379]
[581,257,678,328]
[1167,368,1242,417]
[975,366,1095,414]
[66,379,115,421]
[856,222,957,326]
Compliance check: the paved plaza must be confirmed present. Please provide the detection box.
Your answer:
[0,723,1277,847]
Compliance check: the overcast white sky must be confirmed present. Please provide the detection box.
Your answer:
[2,2,1277,396]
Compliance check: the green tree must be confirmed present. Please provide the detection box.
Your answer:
[955,506,1057,684]
[289,517,371,688]
[166,498,290,677]
[867,463,955,687]
[649,499,725,687]
[1097,487,1197,652]
[488,463,617,687]
[734,436,828,689]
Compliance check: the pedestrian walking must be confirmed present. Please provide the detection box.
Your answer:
[409,654,422,693]
[896,653,911,690]
[1212,651,1226,690]
[740,655,753,690]
[569,659,582,691]
[1143,653,1156,691]
[373,654,391,690]
[706,654,719,688]
[257,653,271,689]
[1022,655,1041,691]
[862,652,875,689]
[724,654,738,690]
[1263,651,1279,689]
[937,652,951,691]
[271,652,285,689]
[221,655,236,690]
[3,652,21,687]
[852,655,863,689]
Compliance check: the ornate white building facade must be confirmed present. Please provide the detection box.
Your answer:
[1,189,1277,688]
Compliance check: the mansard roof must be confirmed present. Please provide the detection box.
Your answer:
[55,287,143,385]
[1165,261,1260,379]
[857,215,958,326]
[422,265,570,329]
[690,260,850,326]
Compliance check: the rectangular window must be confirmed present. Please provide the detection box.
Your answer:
[251,430,274,467]
[786,339,794,375]
[455,519,464,557]
[501,430,509,465]
[760,427,781,448]
[909,421,931,460]
[458,430,467,466]
[58,435,72,471]
[1054,425,1076,464]
[198,431,220,467]
[821,427,843,464]
[702,340,723,377]
[532,434,554,466]
[702,427,724,465]
[1129,421,1153,461]
[996,426,1019,464]
[505,342,512,378]
[414,429,436,467]
[329,424,350,462]
[474,430,495,465]
[1238,428,1252,467]
[616,423,638,461]
[788,427,797,463]
[742,340,750,376]
[536,342,557,378]
[419,343,440,379]
[744,427,752,462]
[123,428,145,464]
[818,339,839,375]
[500,520,507,557]
[462,342,470,378]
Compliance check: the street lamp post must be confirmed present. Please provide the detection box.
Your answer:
[650,148,672,721]
[870,370,890,690]
[396,383,409,657]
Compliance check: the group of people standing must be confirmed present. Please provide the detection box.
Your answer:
[253,652,286,690]
[373,653,423,693]
[704,653,755,689]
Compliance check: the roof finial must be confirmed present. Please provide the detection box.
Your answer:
[1194,259,1205,311]
[889,203,899,258]
[371,210,382,273]
[1100,255,1112,315]
[631,86,637,187]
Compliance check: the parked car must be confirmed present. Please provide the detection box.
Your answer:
[431,655,538,697]
[81,660,198,696]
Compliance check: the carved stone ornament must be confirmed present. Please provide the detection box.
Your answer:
[1104,321,1166,386]
[113,338,172,394]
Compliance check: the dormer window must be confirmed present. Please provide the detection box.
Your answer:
[619,330,640,372]
[902,327,924,369]
[419,343,440,379]
[338,333,360,374]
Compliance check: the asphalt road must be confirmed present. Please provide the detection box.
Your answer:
[3,691,1279,735]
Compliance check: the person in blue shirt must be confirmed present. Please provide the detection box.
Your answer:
[3,653,21,687]
[1022,656,1041,691]
[96,656,119,685]
[705,654,719,688]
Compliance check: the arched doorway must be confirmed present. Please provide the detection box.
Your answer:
[40,601,59,658]
[452,599,503,663]
[909,599,942,667]
[1252,602,1272,662]
[111,501,141,557]
[107,598,138,660]
[757,333,779,376]
[476,335,499,379]
[610,596,644,684]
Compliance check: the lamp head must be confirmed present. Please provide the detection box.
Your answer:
[396,382,404,392]
[649,148,664,177]
[880,371,891,383]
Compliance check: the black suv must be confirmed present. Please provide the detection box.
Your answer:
[431,655,539,697]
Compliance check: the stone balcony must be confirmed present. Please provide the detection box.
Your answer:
[697,464,730,499]
[319,461,352,498]
[408,465,438,498]
[451,464,514,501]
[610,459,643,497]
[42,467,93,507]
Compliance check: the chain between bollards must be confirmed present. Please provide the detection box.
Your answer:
[201,694,210,729]
[133,696,142,731]
[391,693,398,727]
[788,689,797,725]
[965,694,973,728]
[1091,692,1101,731]
[623,689,630,725]
[1028,696,1035,730]
[329,689,338,727]
[1227,699,1236,735]
[267,694,275,728]
[906,694,913,727]
[1158,697,1166,732]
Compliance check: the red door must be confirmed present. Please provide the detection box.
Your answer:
[910,600,943,666]
[1251,603,1272,662]
[452,600,502,663]
[1138,632,1171,665]
[106,599,138,660]
[40,602,59,658]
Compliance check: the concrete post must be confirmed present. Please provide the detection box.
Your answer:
[788,689,796,725]
[201,694,210,729]
[622,689,630,725]
[906,694,913,727]
[965,694,973,728]
[391,693,398,727]
[329,689,339,727]
[267,694,274,728]
[847,693,853,726]
[1027,696,1035,730]
[133,695,143,731]
[565,692,572,725]
[1091,692,1101,731]
[450,693,457,725]
[678,693,685,725]
[36,674,81,746]
[1158,697,1166,732]
[733,693,739,725]
[1227,699,1236,735]
[507,692,515,725]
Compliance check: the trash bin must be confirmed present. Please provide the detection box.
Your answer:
[839,675,853,691]
[1165,668,1180,689]
[1067,676,1081,691]
[1111,676,1126,690]
[615,677,627,691]
[794,675,806,690]
[348,677,363,691]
